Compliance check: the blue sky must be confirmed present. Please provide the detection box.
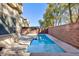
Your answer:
[23,3,47,26]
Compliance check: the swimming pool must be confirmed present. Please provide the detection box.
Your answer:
[27,34,64,53]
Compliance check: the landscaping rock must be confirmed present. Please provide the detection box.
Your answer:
[1,48,17,56]
[17,50,30,56]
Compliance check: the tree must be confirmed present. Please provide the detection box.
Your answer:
[43,4,54,28]
[38,3,79,28]
[39,19,44,27]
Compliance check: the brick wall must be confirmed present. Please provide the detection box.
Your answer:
[48,23,79,48]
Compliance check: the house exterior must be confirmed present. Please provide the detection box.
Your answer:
[0,3,29,35]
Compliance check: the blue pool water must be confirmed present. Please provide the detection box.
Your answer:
[27,34,64,53]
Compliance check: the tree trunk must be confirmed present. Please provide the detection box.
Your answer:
[68,3,73,23]
[76,8,79,23]
[58,18,61,26]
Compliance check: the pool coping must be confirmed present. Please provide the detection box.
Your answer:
[46,34,79,53]
[30,34,79,56]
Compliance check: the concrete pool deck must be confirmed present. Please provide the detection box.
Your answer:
[30,34,79,56]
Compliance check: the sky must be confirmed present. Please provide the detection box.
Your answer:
[23,3,47,27]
